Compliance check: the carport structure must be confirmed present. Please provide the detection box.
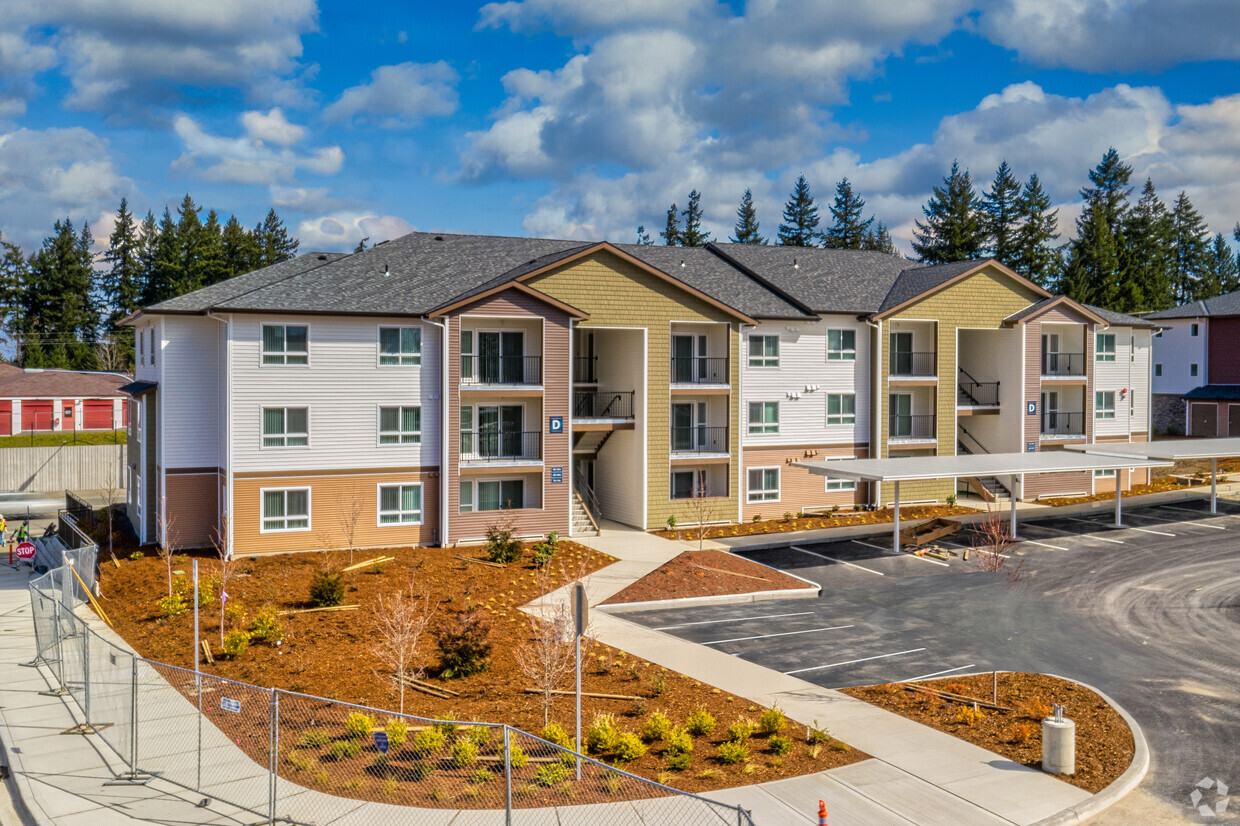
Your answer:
[794,452,1173,553]
[1068,437,1240,514]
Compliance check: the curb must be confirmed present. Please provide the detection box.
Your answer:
[0,703,55,826]
[596,584,819,614]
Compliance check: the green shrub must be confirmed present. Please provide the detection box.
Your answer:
[465,725,492,747]
[470,767,494,785]
[286,749,314,772]
[450,738,479,768]
[220,629,250,659]
[532,541,556,567]
[663,727,693,755]
[410,727,446,757]
[612,732,646,763]
[407,761,433,781]
[716,740,748,765]
[195,577,217,607]
[157,593,187,618]
[384,719,408,749]
[296,729,332,748]
[665,515,677,529]
[768,734,793,755]
[309,570,345,607]
[432,718,460,736]
[506,744,528,769]
[758,705,787,735]
[541,722,572,748]
[752,513,761,522]
[534,762,571,787]
[640,712,671,743]
[584,714,619,755]
[344,712,375,739]
[435,607,492,678]
[249,606,285,643]
[686,708,716,737]
[649,671,668,696]
[806,722,830,745]
[129,550,144,561]
[725,717,756,743]
[484,520,521,564]
[666,750,692,770]
[327,739,362,760]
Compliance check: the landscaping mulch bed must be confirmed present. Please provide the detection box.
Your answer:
[841,672,1133,793]
[654,504,979,541]
[1042,478,1198,506]
[601,550,813,605]
[96,538,865,803]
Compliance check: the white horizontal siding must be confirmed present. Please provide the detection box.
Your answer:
[1094,327,1150,438]
[230,315,442,472]
[1151,319,1206,394]
[162,316,223,468]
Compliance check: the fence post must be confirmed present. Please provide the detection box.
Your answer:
[129,657,138,775]
[82,627,91,724]
[503,726,512,826]
[268,689,278,826]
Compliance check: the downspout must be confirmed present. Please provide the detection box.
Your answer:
[865,317,882,509]
[423,316,450,546]
[206,311,232,557]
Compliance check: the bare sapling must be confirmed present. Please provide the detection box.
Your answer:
[516,561,578,725]
[156,495,179,596]
[211,512,236,646]
[338,485,365,565]
[969,505,1025,584]
[686,469,720,551]
[372,578,433,714]
[100,479,122,565]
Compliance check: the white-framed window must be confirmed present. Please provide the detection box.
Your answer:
[379,326,421,366]
[1154,363,1162,377]
[746,467,779,503]
[377,483,422,525]
[1095,391,1116,419]
[1095,333,1115,362]
[1191,323,1200,336]
[149,328,156,366]
[1094,468,1116,479]
[747,401,779,435]
[262,324,309,365]
[826,394,855,425]
[261,488,310,532]
[459,479,524,512]
[1191,363,1199,377]
[262,407,309,447]
[379,406,421,444]
[827,329,856,361]
[139,329,145,364]
[670,469,708,500]
[826,475,856,491]
[748,335,780,368]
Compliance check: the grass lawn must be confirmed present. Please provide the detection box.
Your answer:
[0,429,126,448]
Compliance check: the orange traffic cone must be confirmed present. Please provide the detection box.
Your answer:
[817,799,828,825]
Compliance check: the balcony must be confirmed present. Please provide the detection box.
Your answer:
[670,357,728,385]
[573,390,635,420]
[573,356,597,384]
[460,355,542,386]
[889,414,936,441]
[670,425,729,455]
[889,352,936,378]
[1041,412,1085,437]
[460,431,541,463]
[1041,352,1086,378]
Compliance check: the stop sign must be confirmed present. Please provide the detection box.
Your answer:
[15,541,36,561]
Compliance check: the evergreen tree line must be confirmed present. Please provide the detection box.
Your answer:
[640,148,1240,315]
[0,196,299,371]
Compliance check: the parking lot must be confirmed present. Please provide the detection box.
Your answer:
[622,497,1240,820]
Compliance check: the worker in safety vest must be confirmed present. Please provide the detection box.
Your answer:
[0,514,7,546]
[14,522,28,543]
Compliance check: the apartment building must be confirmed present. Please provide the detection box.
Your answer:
[1147,290,1240,436]
[124,233,1153,555]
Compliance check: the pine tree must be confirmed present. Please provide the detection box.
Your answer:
[198,209,228,286]
[354,236,370,253]
[778,175,820,247]
[252,208,299,267]
[1060,201,1119,307]
[1080,147,1133,225]
[680,190,711,246]
[0,233,27,353]
[981,161,1021,266]
[861,222,898,255]
[17,219,98,369]
[176,194,207,293]
[137,210,159,306]
[660,203,681,245]
[823,178,872,249]
[730,189,764,244]
[634,225,652,245]
[1118,179,1174,311]
[1170,191,1210,302]
[221,215,259,277]
[101,199,142,363]
[1199,233,1240,298]
[1011,174,1060,288]
[148,207,181,306]
[912,160,983,264]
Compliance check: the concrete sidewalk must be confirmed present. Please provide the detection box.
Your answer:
[552,522,1099,826]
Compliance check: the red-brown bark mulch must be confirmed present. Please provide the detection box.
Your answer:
[602,550,813,605]
[653,504,979,541]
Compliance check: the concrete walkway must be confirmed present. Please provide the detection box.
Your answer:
[543,521,1097,826]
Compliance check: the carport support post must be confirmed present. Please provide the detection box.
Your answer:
[1009,475,1018,540]
[893,481,901,554]
[1114,469,1122,528]
[1211,458,1218,514]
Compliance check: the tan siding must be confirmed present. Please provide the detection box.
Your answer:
[741,445,869,520]
[1024,470,1091,499]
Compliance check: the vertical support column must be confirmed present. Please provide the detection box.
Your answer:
[1211,457,1218,514]
[129,656,138,775]
[268,689,278,826]
[893,480,901,553]
[575,631,582,781]
[503,726,513,826]
[83,628,91,724]
[1009,475,1018,539]
[1114,470,1122,528]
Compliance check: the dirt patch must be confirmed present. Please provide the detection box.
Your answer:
[654,504,979,541]
[601,551,813,606]
[97,539,865,800]
[841,672,1134,794]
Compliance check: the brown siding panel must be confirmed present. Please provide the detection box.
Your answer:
[165,472,220,548]
[1208,318,1240,384]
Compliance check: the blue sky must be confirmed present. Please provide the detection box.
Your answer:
[2,1,1239,256]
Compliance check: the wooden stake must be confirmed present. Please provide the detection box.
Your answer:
[400,675,460,698]
[904,684,1009,711]
[522,688,643,701]
[200,639,215,665]
[455,556,505,569]
[277,604,360,616]
[341,556,396,573]
[686,563,769,582]
[70,565,113,627]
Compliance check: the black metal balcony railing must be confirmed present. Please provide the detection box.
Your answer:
[573,390,635,419]
[460,355,542,385]
[573,355,598,384]
[1041,352,1086,377]
[1041,412,1085,436]
[460,431,542,462]
[958,380,1000,406]
[889,414,936,440]
[670,425,729,453]
[670,357,728,384]
[889,352,936,376]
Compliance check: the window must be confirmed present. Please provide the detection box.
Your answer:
[827,329,856,361]
[139,330,145,363]
[1191,363,1199,377]
[1191,323,1199,336]
[262,324,308,365]
[379,327,421,366]
[1095,333,1115,362]
[1154,363,1162,377]
[1095,391,1116,419]
[826,475,856,491]
[747,468,779,503]
[378,483,422,525]
[747,401,779,435]
[748,335,779,367]
[261,488,309,532]
[1094,468,1116,479]
[262,407,308,447]
[478,479,524,511]
[151,328,156,366]
[671,469,706,500]
[379,406,421,444]
[826,394,856,425]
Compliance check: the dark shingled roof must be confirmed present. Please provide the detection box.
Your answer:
[877,260,997,314]
[146,253,347,313]
[1003,296,1060,324]
[1082,303,1157,329]
[1146,290,1240,319]
[0,369,130,399]
[1184,385,1240,401]
[708,243,911,313]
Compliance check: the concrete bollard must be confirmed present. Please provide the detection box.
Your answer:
[1042,704,1075,775]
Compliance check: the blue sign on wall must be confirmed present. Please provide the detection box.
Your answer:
[1026,401,1037,416]
[548,416,564,433]
[1026,442,1037,453]
[550,467,563,484]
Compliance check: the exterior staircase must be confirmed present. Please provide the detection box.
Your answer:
[572,430,614,458]
[571,488,599,537]
[957,433,1011,503]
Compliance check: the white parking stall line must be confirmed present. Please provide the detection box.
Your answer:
[1028,522,1124,544]
[1021,539,1070,551]
[1146,507,1227,529]
[784,648,927,676]
[792,546,885,576]
[849,540,891,553]
[902,551,950,567]
[1129,527,1176,537]
[703,624,854,646]
[1064,516,1133,539]
[654,611,815,631]
[902,664,976,682]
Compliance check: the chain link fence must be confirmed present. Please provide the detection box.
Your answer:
[24,562,756,825]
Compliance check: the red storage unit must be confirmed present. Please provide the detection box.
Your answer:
[83,399,114,430]
[21,400,53,432]
[0,401,10,436]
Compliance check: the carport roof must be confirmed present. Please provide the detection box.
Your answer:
[1066,438,1240,461]
[793,451,1172,482]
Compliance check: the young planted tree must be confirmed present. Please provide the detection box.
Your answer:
[372,578,433,714]
[99,478,123,566]
[338,485,366,565]
[685,469,720,551]
[516,563,577,725]
[730,188,765,244]
[212,512,236,646]
[156,495,179,597]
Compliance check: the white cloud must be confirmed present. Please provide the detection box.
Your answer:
[477,0,715,36]
[0,126,134,251]
[172,111,343,186]
[241,108,305,147]
[323,62,460,128]
[295,213,415,251]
